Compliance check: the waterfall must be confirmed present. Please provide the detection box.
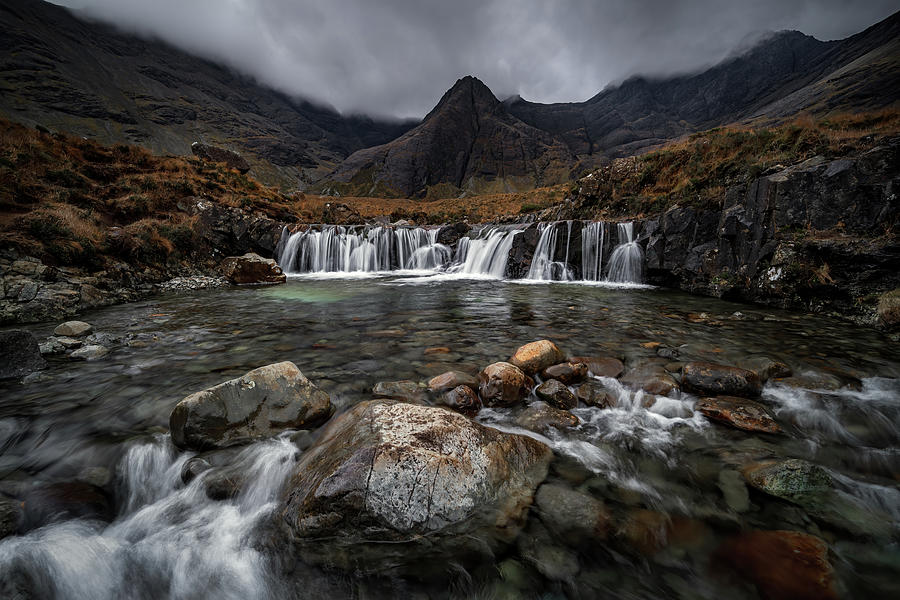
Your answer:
[606,222,644,284]
[527,221,574,281]
[581,221,605,281]
[453,227,523,277]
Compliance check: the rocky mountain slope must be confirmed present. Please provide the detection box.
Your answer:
[321,76,577,198]
[506,11,900,160]
[0,0,414,189]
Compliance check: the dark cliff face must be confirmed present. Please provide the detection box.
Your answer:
[0,0,415,188]
[507,12,900,160]
[326,77,576,198]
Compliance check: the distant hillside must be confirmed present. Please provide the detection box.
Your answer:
[0,0,415,189]
[507,11,900,160]
[319,77,577,198]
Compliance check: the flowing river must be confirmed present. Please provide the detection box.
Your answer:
[0,274,898,598]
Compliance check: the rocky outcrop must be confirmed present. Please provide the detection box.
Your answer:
[191,200,287,259]
[320,202,364,225]
[0,330,46,380]
[169,361,333,451]
[279,400,552,573]
[220,253,286,285]
[191,143,251,173]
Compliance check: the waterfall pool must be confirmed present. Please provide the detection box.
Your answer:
[0,277,897,599]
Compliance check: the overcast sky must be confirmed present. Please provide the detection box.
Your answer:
[57,0,897,119]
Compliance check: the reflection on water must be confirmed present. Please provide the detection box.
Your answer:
[0,277,898,598]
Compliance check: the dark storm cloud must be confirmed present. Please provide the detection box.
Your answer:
[58,0,898,119]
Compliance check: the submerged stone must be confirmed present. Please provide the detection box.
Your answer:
[69,344,109,360]
[620,363,679,396]
[575,381,617,408]
[169,361,333,451]
[540,362,588,385]
[280,400,552,573]
[515,401,579,434]
[570,356,625,379]
[372,380,426,403]
[742,459,831,505]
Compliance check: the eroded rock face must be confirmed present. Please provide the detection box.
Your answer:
[479,362,533,407]
[682,362,762,398]
[509,340,566,375]
[280,400,552,572]
[169,361,333,450]
[540,362,588,385]
[715,530,837,600]
[221,253,286,285]
[0,330,47,380]
[696,396,781,433]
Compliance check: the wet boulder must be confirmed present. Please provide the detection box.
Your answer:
[570,355,624,379]
[0,330,47,380]
[540,362,588,385]
[620,363,679,396]
[714,530,837,600]
[427,370,479,393]
[509,340,566,375]
[169,361,333,451]
[436,385,482,417]
[53,320,92,337]
[372,380,427,403]
[534,484,610,542]
[436,222,470,246]
[478,362,533,407]
[742,459,831,505]
[69,344,109,360]
[515,401,579,434]
[280,400,552,573]
[682,362,761,398]
[740,356,792,383]
[696,396,781,434]
[22,482,112,530]
[575,381,617,408]
[535,379,577,410]
[221,253,286,285]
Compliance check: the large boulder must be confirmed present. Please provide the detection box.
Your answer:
[191,142,250,173]
[682,362,762,398]
[509,340,566,375]
[0,330,47,380]
[169,361,333,450]
[478,362,533,407]
[221,253,286,285]
[695,396,781,434]
[280,400,552,573]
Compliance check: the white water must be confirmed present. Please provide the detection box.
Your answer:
[0,434,299,600]
[277,222,645,284]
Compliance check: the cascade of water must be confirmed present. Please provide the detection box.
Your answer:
[581,221,605,281]
[606,222,644,283]
[454,227,523,277]
[527,221,574,281]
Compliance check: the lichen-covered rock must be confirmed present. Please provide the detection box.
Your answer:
[682,362,762,398]
[715,530,837,600]
[0,330,47,380]
[53,320,92,337]
[540,362,588,385]
[509,340,566,375]
[279,400,552,573]
[535,379,577,410]
[478,362,533,407]
[169,361,333,450]
[515,401,579,434]
[221,253,286,285]
[696,396,781,434]
[569,355,625,378]
[742,459,831,505]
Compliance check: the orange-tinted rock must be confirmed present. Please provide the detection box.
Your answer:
[618,509,669,555]
[696,396,781,434]
[478,362,533,407]
[682,362,761,398]
[437,385,482,417]
[509,340,566,375]
[570,356,625,379]
[428,371,479,393]
[540,362,588,385]
[715,530,837,600]
[424,347,451,355]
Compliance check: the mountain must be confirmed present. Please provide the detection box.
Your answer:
[506,11,900,159]
[0,0,415,188]
[320,76,577,198]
